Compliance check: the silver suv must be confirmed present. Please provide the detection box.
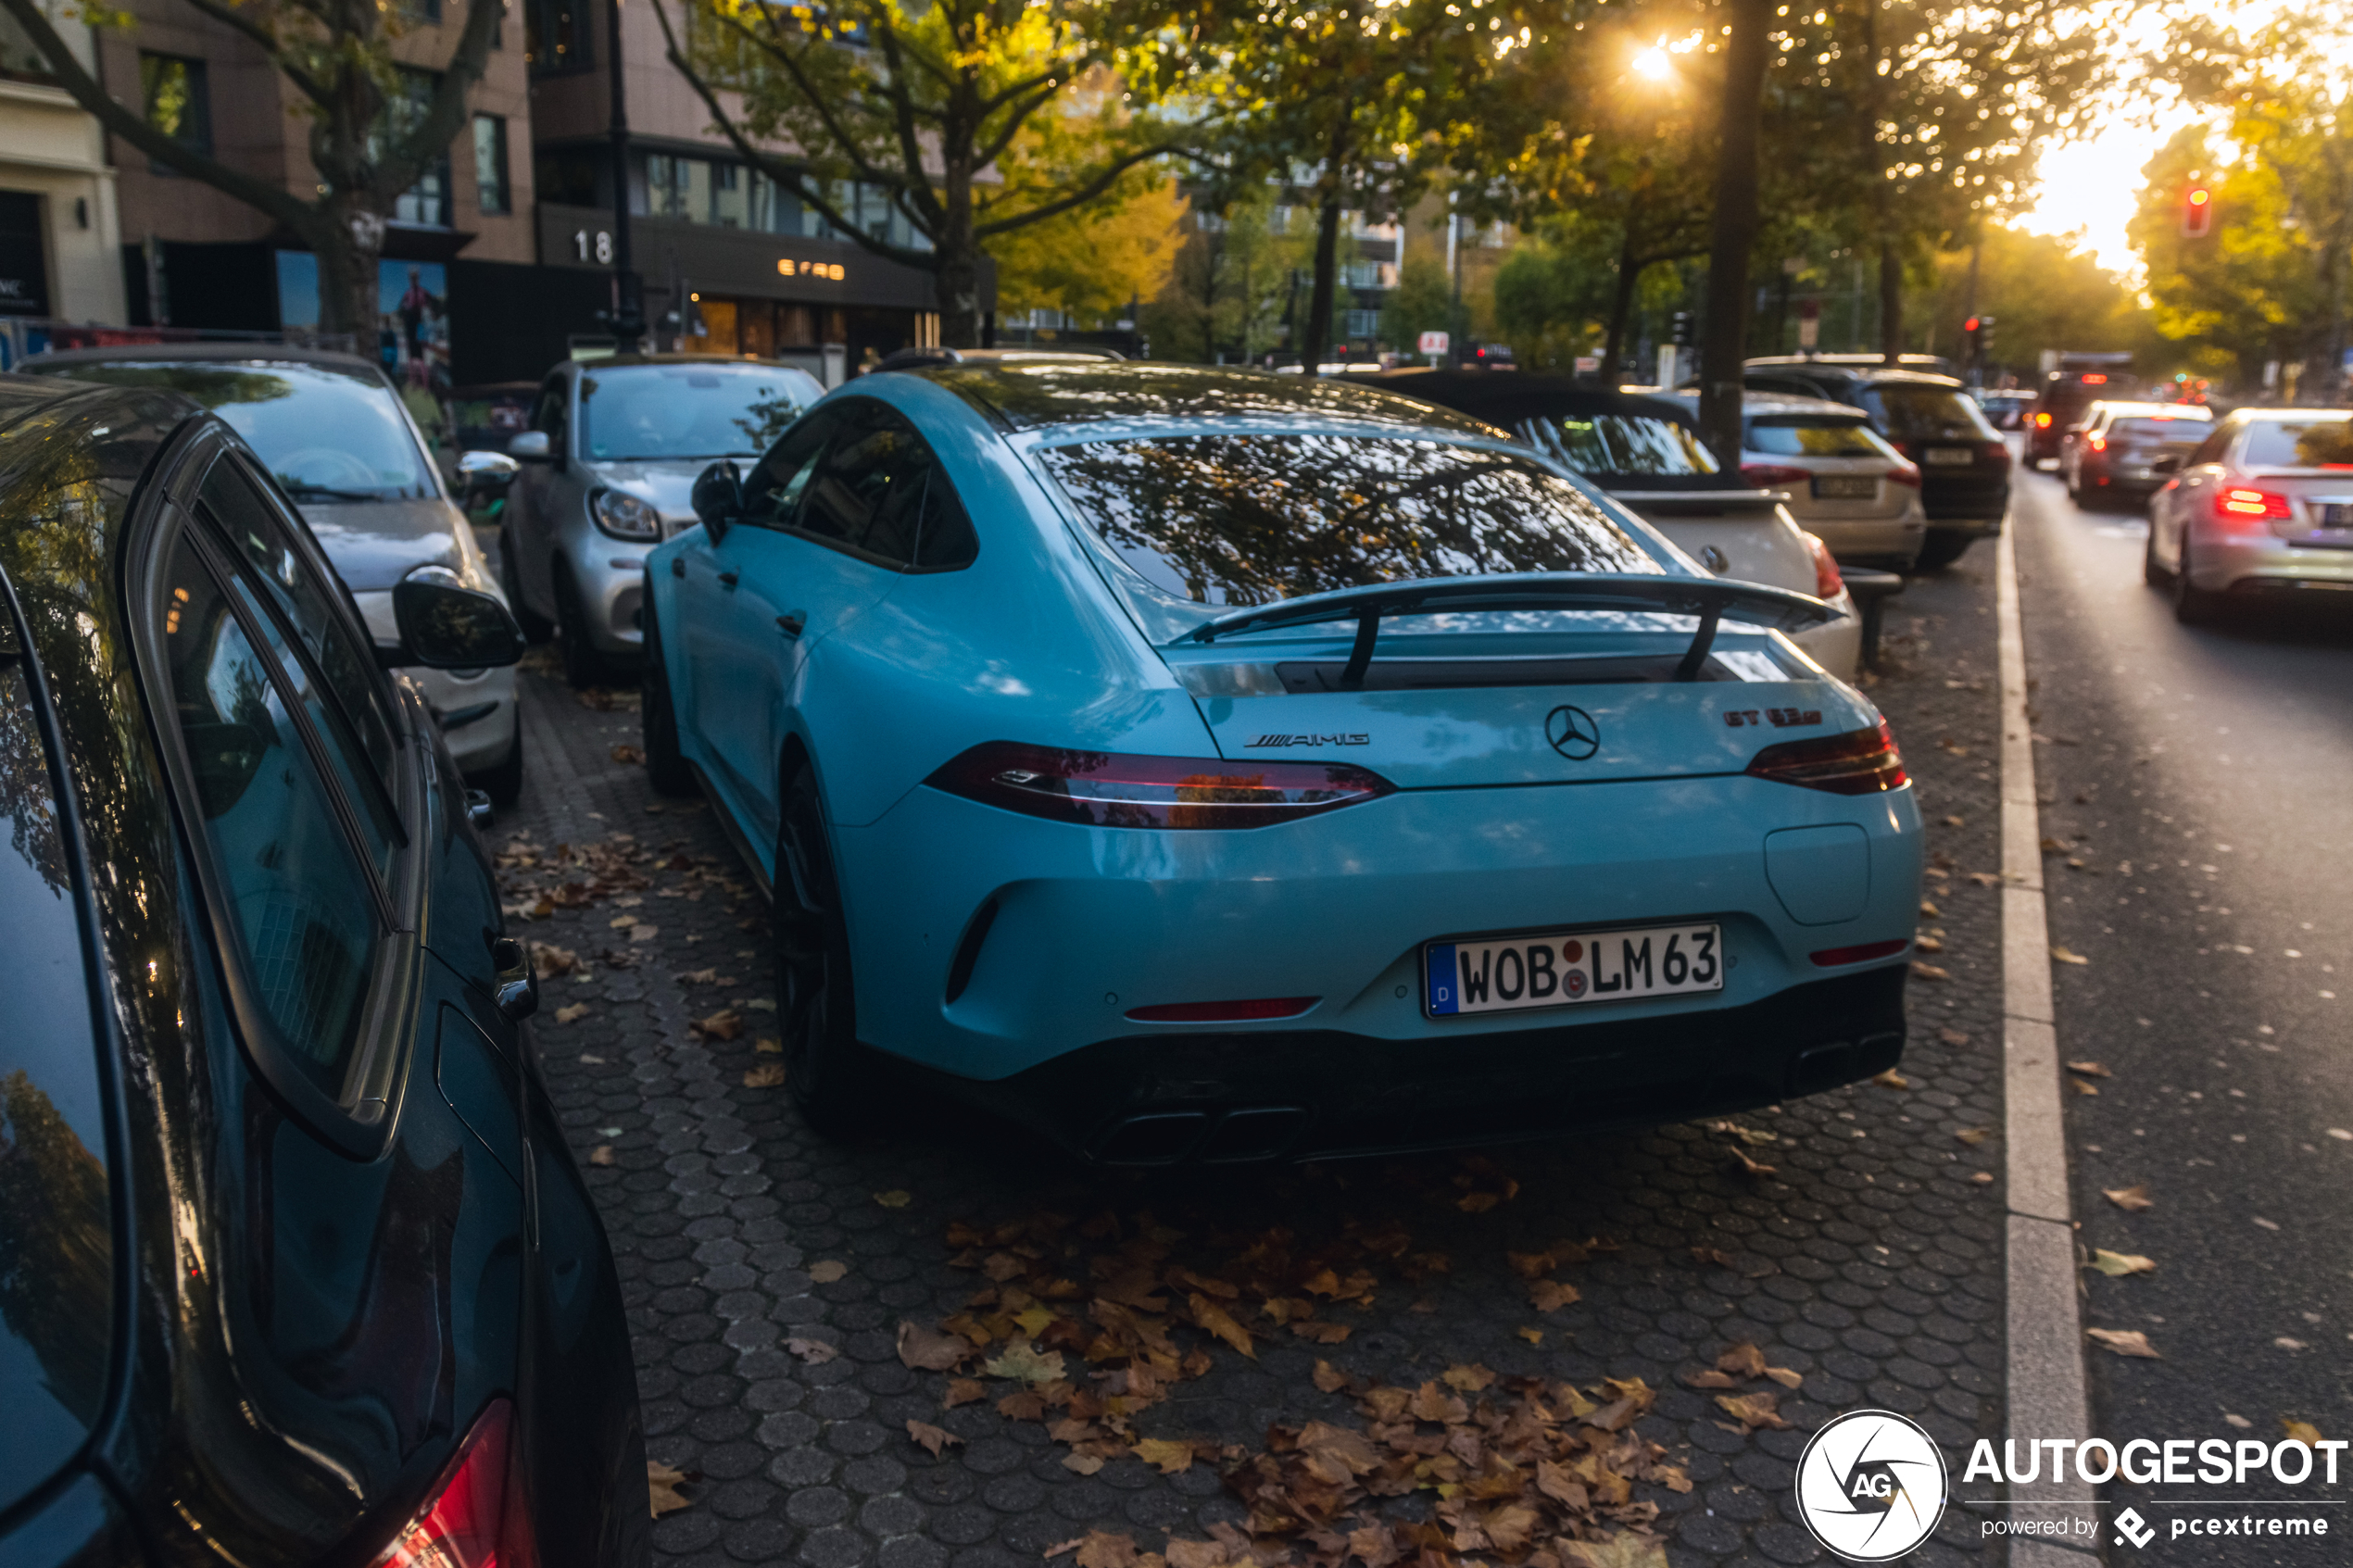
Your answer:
[500,356,824,684]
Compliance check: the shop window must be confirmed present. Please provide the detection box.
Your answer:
[140,53,211,169]
[473,115,510,214]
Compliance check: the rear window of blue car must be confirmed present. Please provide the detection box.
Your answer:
[1037,433,1657,608]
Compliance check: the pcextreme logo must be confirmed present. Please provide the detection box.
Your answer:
[1793,1410,1950,1562]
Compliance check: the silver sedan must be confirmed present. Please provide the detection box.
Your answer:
[499,356,824,685]
[2145,406,2353,622]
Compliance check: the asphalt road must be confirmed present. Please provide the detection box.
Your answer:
[2010,463,2353,1562]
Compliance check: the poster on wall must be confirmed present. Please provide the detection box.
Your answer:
[276,252,451,397]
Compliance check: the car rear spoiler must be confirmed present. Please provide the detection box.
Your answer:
[1179,571,1837,688]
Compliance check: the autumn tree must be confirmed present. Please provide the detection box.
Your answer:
[0,0,497,334]
[656,0,1209,347]
[989,89,1189,332]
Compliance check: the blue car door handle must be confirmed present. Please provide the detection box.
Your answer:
[718,570,740,589]
[776,612,806,637]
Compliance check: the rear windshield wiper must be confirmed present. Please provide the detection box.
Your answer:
[279,481,386,503]
[1183,571,1837,687]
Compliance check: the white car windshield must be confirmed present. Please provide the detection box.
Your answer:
[577,363,820,462]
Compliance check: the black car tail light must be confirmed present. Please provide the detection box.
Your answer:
[1745,720,1907,796]
[371,1399,532,1568]
[926,741,1393,829]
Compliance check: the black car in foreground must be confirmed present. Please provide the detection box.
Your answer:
[0,373,648,1566]
[1738,359,2010,570]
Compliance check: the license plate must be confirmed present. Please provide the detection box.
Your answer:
[1923,447,1977,466]
[2325,504,2353,528]
[1812,475,1878,499]
[1425,922,1723,1018]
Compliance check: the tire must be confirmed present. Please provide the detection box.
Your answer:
[2172,536,2225,624]
[553,561,608,689]
[639,589,697,797]
[1911,529,1976,573]
[499,530,555,644]
[774,762,877,1137]
[472,720,525,807]
[2142,519,2169,586]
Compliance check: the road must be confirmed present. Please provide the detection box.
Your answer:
[2011,463,2353,1562]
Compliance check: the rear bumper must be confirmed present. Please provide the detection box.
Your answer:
[931,965,1908,1163]
[2186,529,2353,596]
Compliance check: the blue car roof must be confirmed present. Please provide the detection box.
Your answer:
[895,361,1507,439]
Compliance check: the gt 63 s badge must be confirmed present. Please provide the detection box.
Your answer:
[1794,1409,1949,1562]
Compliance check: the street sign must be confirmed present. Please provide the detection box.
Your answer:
[1797,297,1819,350]
[1418,331,1450,355]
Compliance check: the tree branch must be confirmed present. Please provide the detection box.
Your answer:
[377,0,506,200]
[972,138,1190,240]
[866,13,944,228]
[697,0,908,194]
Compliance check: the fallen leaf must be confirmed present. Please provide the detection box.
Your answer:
[2087,1327,2160,1358]
[1919,898,1942,917]
[1441,1363,1497,1392]
[612,744,645,765]
[982,1340,1067,1385]
[1938,1026,1971,1046]
[1072,1533,1139,1568]
[628,924,659,943]
[944,1378,987,1407]
[1516,1326,1543,1344]
[1456,1190,1501,1212]
[1957,1126,1993,1146]
[609,915,639,931]
[1717,1342,1768,1378]
[807,1260,848,1284]
[1529,1279,1580,1312]
[1061,1452,1105,1474]
[1715,1392,1790,1431]
[1691,1247,1735,1270]
[1911,962,1951,982]
[1969,1172,1994,1185]
[1872,1068,1909,1090]
[648,1460,694,1517]
[754,1037,782,1054]
[588,1144,615,1166]
[898,1321,974,1371]
[2104,1185,2154,1211]
[2284,1420,2323,1447]
[2072,1079,2099,1096]
[1764,1366,1805,1390]
[2276,1336,2308,1351]
[1189,1292,1257,1359]
[785,1337,840,1364]
[2052,946,2091,966]
[1164,1543,1230,1568]
[1913,935,1944,953]
[1290,1320,1352,1344]
[1944,814,1965,827]
[743,1062,786,1088]
[2090,1249,2156,1277]
[1561,1533,1672,1568]
[905,1419,963,1457]
[675,966,719,985]
[1133,1438,1195,1474]
[553,1002,592,1024]
[2067,1060,2112,1077]
[1312,1360,1348,1393]
[692,1010,745,1041]
[875,1190,913,1209]
[530,942,579,976]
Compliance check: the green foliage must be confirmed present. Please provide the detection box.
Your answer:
[1143,189,1319,364]
[1379,257,1456,359]
[1908,225,2159,379]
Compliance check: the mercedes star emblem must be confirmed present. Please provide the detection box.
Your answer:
[1546,705,1601,760]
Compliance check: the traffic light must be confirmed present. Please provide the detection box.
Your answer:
[1670,311,1694,348]
[1976,314,1994,356]
[2182,185,2213,238]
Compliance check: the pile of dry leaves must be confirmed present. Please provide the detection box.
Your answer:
[492,832,755,969]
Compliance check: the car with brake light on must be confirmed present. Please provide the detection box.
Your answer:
[21,344,530,804]
[2143,406,2353,623]
[639,362,1924,1164]
[2026,358,2137,468]
[500,354,824,685]
[2058,400,2212,508]
[0,373,647,1568]
[1366,371,1872,675]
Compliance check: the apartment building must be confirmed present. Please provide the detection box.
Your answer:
[0,0,126,360]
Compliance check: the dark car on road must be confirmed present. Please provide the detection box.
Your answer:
[2058,400,2213,508]
[0,373,648,1567]
[1737,360,2010,570]
[2026,361,2138,467]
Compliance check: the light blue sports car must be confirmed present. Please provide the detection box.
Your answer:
[640,360,1922,1163]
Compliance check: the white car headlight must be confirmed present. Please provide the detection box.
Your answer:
[591,488,662,541]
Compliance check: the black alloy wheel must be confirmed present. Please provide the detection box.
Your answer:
[553,561,608,690]
[774,763,876,1136]
[499,533,555,644]
[638,589,696,797]
[1912,529,1976,573]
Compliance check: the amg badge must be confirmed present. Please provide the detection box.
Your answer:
[1245,733,1370,748]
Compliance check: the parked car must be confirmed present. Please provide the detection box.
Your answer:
[0,373,648,1567]
[642,361,1922,1162]
[2144,406,2353,622]
[2059,400,2213,508]
[21,344,530,803]
[1735,361,2009,570]
[1675,390,1928,571]
[1367,371,1873,674]
[502,354,824,686]
[2027,363,2138,467]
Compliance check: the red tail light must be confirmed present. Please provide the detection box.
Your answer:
[1886,461,1922,488]
[2034,412,2053,428]
[2086,435,2107,453]
[1801,532,1844,599]
[927,742,1394,829]
[372,1400,530,1568]
[1746,720,1906,795]
[1126,997,1319,1022]
[1740,463,1812,487]
[1811,938,1910,967]
[2217,487,2292,522]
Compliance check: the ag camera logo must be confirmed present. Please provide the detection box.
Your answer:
[1795,1410,1949,1561]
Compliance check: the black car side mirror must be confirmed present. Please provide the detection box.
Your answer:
[384,571,527,669]
[692,459,744,543]
[2150,455,2182,475]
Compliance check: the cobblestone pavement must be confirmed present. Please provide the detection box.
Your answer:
[489,545,2019,1568]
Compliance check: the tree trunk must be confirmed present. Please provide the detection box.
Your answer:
[315,200,385,346]
[1603,219,1644,387]
[936,163,982,348]
[1879,241,1905,363]
[1301,194,1343,372]
[1697,0,1772,464]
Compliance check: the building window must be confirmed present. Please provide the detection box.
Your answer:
[524,0,591,76]
[1344,309,1380,341]
[382,69,451,227]
[473,115,510,213]
[535,147,602,208]
[139,53,211,164]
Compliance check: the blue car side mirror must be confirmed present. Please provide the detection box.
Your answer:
[693,460,744,541]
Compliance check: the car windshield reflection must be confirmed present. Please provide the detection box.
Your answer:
[578,364,817,462]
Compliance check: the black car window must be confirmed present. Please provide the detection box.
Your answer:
[1861,384,1999,443]
[2240,417,2353,470]
[158,530,381,1094]
[0,617,117,1519]
[197,460,403,826]
[792,402,978,571]
[740,406,843,533]
[2186,423,2235,467]
[1038,433,1658,608]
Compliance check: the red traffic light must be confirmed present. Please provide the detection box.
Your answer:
[2188,187,2210,207]
[1964,317,1981,333]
